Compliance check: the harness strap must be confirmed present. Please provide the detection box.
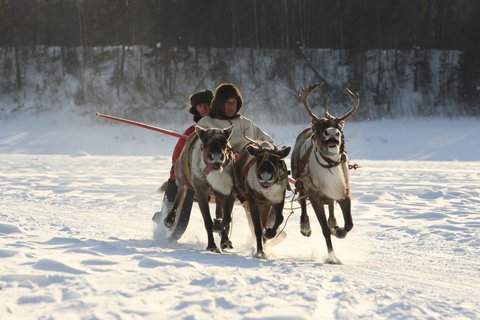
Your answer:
[241,158,256,182]
[222,145,235,171]
[237,156,290,205]
[239,158,270,204]
[294,143,312,195]
[314,148,347,169]
[299,145,313,173]
[295,141,349,192]
[183,135,199,188]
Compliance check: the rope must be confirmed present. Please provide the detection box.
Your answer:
[266,150,360,240]
[271,186,311,240]
[228,217,233,239]
[274,210,295,238]
[282,186,311,212]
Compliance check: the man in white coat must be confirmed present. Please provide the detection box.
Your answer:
[197,83,284,244]
[197,83,273,152]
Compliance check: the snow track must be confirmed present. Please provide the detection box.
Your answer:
[1,155,479,319]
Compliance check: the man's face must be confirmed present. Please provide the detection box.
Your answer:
[224,97,237,117]
[195,102,211,117]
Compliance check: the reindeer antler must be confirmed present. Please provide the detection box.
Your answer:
[322,93,336,120]
[298,82,323,121]
[339,88,360,121]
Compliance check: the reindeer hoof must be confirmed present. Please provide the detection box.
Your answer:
[221,240,233,250]
[264,228,277,239]
[325,252,342,265]
[328,217,338,230]
[300,216,311,237]
[325,257,342,265]
[206,245,221,253]
[332,227,347,239]
[212,219,223,233]
[254,251,267,259]
[301,228,312,237]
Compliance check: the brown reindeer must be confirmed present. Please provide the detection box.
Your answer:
[235,140,291,259]
[164,125,236,253]
[291,82,360,264]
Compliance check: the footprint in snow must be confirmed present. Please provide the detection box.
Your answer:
[33,259,87,275]
[0,223,23,235]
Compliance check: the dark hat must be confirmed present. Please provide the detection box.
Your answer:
[209,83,243,120]
[189,89,213,111]
[188,89,213,122]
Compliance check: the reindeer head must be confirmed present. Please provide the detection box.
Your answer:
[196,125,234,174]
[246,141,291,189]
[298,83,360,158]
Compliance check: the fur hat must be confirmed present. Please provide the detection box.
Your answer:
[209,83,243,120]
[189,89,213,122]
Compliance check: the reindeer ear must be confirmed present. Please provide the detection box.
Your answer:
[275,146,291,159]
[223,125,234,140]
[246,144,259,156]
[195,125,208,140]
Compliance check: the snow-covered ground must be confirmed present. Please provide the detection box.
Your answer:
[1,115,479,319]
[1,113,480,161]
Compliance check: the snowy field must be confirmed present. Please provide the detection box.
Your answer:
[1,115,480,319]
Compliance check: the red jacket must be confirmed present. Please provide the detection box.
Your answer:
[169,125,196,179]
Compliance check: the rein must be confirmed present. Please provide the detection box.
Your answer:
[313,146,347,170]
[270,187,309,241]
[310,133,346,170]
[315,149,342,169]
[182,135,199,188]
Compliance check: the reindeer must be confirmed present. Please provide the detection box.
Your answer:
[164,125,236,253]
[291,82,360,264]
[235,139,291,259]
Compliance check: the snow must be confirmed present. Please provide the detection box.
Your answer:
[2,112,480,161]
[1,112,480,319]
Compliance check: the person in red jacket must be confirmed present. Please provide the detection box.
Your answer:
[153,89,213,223]
[169,90,213,180]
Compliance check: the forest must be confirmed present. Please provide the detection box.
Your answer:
[1,0,479,49]
[0,0,479,119]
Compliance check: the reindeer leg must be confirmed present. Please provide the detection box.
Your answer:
[265,200,285,239]
[310,198,341,264]
[327,201,339,231]
[220,227,233,250]
[334,197,353,239]
[220,194,235,250]
[213,200,231,249]
[212,192,234,234]
[248,199,266,259]
[299,190,311,237]
[212,194,224,233]
[196,188,220,253]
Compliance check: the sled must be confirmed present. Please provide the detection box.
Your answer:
[154,188,195,241]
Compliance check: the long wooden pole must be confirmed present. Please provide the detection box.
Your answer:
[96,112,296,185]
[96,112,188,140]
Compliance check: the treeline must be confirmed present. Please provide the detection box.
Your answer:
[1,0,479,49]
[0,46,475,121]
[0,0,479,110]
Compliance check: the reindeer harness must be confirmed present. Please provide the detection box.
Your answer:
[180,134,235,190]
[234,149,290,205]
